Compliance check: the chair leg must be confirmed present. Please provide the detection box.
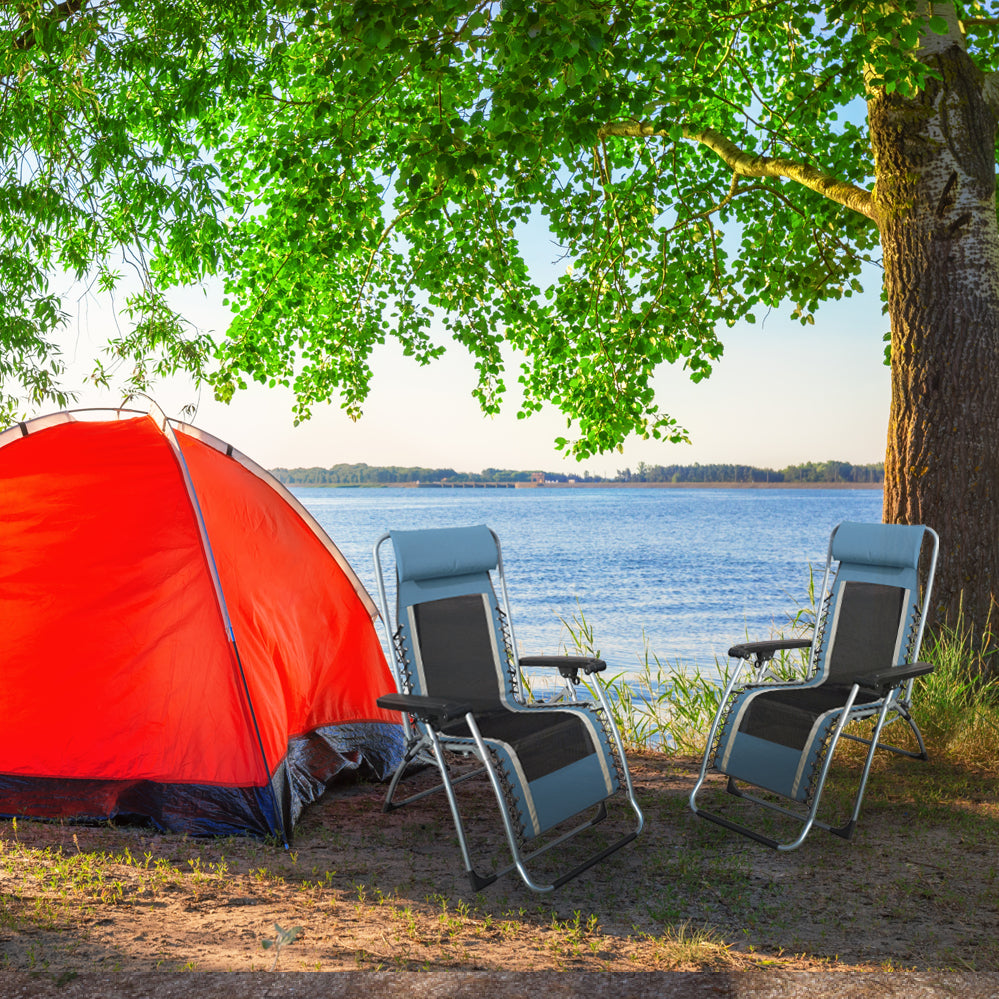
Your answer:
[381,733,503,887]
[839,694,905,834]
[897,702,930,760]
[839,700,930,762]
[382,740,426,813]
[460,714,643,892]
[386,714,643,892]
[419,728,499,889]
[464,798,639,893]
[384,747,488,814]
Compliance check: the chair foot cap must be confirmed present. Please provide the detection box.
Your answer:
[468,870,498,892]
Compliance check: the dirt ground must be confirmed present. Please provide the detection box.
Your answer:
[0,751,996,990]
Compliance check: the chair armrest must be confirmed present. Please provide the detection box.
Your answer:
[519,654,607,684]
[858,661,935,694]
[376,693,474,723]
[728,639,812,663]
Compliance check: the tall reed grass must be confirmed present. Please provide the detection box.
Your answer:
[549,609,737,755]
[914,608,999,762]
[543,586,999,763]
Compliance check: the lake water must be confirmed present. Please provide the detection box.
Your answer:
[296,486,883,679]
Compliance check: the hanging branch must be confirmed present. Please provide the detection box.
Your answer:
[598,120,875,220]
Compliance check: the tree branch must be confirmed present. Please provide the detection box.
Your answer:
[598,121,876,221]
[11,0,86,51]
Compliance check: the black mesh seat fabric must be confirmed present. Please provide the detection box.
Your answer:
[736,685,881,752]
[414,594,600,781]
[441,708,598,783]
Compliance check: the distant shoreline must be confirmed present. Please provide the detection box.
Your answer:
[281,480,883,490]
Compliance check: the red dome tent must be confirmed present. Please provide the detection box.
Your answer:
[0,407,402,840]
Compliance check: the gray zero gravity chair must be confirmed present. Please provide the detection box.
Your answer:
[372,524,644,892]
[690,521,939,850]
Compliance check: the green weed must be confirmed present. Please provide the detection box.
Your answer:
[915,603,999,760]
[554,607,735,754]
[545,575,999,760]
[261,923,302,971]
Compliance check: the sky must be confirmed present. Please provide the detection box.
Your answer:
[53,249,891,478]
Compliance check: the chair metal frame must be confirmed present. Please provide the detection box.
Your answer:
[690,522,939,851]
[373,526,644,892]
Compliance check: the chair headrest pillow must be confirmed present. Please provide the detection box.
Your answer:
[831,521,926,570]
[391,524,499,582]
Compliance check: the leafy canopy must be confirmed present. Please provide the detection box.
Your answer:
[2,1,996,455]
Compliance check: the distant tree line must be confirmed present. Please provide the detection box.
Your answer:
[269,463,592,485]
[615,461,884,484]
[271,460,884,486]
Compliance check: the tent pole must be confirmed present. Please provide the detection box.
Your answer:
[146,397,290,847]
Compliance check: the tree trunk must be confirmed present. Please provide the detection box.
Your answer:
[869,39,999,659]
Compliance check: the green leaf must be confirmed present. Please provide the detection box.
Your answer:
[0,0,905,462]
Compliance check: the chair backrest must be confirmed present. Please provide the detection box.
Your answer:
[384,525,519,710]
[810,522,937,684]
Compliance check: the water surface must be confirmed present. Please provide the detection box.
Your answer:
[297,486,883,678]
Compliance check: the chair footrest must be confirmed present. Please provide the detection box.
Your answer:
[550,829,639,890]
[697,808,780,849]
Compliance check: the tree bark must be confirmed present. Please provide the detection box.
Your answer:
[869,40,999,653]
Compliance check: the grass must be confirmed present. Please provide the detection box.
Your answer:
[914,608,999,761]
[0,750,994,971]
[547,608,738,755]
[637,921,742,971]
[553,584,999,765]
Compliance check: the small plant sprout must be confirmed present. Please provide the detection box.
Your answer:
[261,923,303,971]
